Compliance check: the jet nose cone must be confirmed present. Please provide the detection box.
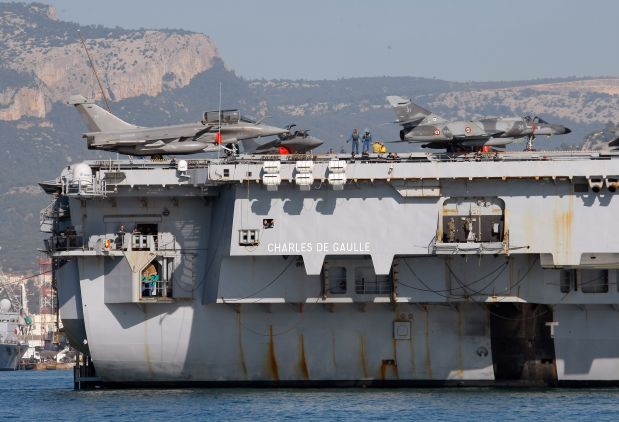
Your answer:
[309,137,324,148]
[551,125,571,135]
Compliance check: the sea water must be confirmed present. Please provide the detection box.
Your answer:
[1,371,618,421]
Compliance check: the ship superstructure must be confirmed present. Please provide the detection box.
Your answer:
[0,299,27,370]
[40,151,619,387]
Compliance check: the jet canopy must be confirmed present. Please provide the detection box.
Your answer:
[202,110,241,125]
[524,116,548,124]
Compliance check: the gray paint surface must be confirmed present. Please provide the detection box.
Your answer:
[41,151,619,385]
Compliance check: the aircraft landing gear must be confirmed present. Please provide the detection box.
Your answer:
[223,143,239,157]
[524,136,536,151]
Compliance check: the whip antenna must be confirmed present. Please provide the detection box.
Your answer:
[77,29,112,113]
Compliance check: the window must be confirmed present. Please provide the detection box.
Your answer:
[581,269,608,293]
[560,269,575,293]
[328,267,347,294]
[140,258,173,299]
[355,266,392,295]
[560,269,609,293]
[441,197,505,243]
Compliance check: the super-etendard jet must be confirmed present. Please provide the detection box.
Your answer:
[69,95,289,156]
[387,95,571,151]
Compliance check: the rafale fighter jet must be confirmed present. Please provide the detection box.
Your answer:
[387,96,571,151]
[240,125,324,154]
[69,95,289,156]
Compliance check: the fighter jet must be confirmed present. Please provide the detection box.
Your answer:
[387,96,571,151]
[69,95,289,156]
[239,125,324,154]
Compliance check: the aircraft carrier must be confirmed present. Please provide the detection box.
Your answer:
[40,149,619,388]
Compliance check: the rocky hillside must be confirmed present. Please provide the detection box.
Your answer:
[0,2,219,120]
[1,2,619,272]
[581,122,619,151]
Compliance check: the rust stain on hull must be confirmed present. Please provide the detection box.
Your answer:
[380,359,399,380]
[554,192,574,263]
[267,325,280,381]
[298,334,310,380]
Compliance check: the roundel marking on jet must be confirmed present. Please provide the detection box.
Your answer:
[433,128,441,136]
[465,126,471,134]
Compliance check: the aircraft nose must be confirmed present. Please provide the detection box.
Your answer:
[309,137,324,148]
[551,125,571,134]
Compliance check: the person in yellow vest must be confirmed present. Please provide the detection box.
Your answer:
[372,141,387,154]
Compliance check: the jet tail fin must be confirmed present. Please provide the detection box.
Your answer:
[386,95,432,127]
[69,94,137,133]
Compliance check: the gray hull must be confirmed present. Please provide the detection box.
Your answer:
[42,152,619,387]
[0,343,24,371]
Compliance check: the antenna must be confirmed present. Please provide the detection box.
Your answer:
[77,29,113,113]
[218,81,222,139]
[217,82,222,159]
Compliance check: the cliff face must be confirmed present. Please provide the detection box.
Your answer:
[0,3,220,120]
[427,79,619,124]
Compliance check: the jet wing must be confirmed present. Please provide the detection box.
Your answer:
[485,130,505,137]
[84,123,214,147]
[448,122,504,140]
[83,131,147,146]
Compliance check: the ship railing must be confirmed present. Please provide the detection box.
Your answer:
[90,233,177,253]
[61,176,110,197]
[0,334,20,345]
[39,199,70,230]
[44,234,85,253]
[140,277,173,299]
[46,233,177,255]
[432,241,507,255]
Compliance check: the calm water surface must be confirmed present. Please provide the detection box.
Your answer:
[1,371,619,421]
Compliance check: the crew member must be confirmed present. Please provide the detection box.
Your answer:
[347,128,360,155]
[372,141,387,154]
[116,224,126,250]
[362,129,372,155]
